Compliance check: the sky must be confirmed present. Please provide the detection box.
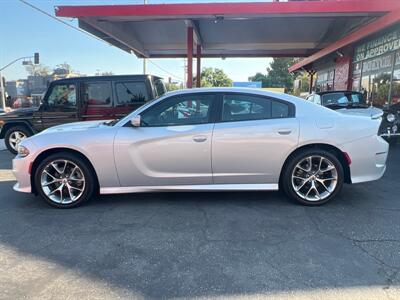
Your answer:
[0,0,273,83]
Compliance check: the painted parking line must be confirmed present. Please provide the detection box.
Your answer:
[0,170,15,182]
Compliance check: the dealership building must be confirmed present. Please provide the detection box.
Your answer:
[56,0,400,106]
[290,23,400,108]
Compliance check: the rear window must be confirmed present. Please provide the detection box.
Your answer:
[321,92,366,106]
[154,79,167,97]
[115,81,150,105]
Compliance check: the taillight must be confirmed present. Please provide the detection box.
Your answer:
[343,152,352,165]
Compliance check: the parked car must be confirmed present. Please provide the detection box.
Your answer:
[13,88,388,208]
[306,91,399,144]
[0,75,166,154]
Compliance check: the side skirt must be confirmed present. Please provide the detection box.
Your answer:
[100,184,279,195]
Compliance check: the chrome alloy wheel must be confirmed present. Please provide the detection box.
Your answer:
[40,160,86,204]
[9,131,27,151]
[291,156,338,202]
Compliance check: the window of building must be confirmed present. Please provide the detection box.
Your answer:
[83,82,112,106]
[392,51,400,105]
[115,81,150,105]
[360,53,393,107]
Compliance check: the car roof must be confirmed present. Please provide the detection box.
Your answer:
[51,74,163,84]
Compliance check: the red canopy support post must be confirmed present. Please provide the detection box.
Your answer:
[187,27,194,88]
[308,70,316,94]
[196,44,202,88]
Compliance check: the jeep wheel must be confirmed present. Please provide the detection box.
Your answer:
[4,126,32,154]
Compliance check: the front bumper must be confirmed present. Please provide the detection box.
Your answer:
[12,156,33,193]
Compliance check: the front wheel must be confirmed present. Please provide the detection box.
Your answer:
[4,126,32,154]
[282,149,344,206]
[34,152,95,208]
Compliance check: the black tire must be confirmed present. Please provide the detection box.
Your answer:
[281,149,344,206]
[4,125,32,154]
[34,152,95,209]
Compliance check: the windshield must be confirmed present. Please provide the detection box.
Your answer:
[321,92,367,107]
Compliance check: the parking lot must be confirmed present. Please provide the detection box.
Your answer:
[0,146,399,299]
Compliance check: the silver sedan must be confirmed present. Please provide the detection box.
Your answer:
[13,88,389,208]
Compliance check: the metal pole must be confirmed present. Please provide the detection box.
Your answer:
[143,0,147,75]
[0,71,5,110]
[187,27,194,88]
[196,44,202,88]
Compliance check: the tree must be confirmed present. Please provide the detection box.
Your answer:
[249,58,297,92]
[25,63,51,76]
[195,67,233,87]
[248,72,268,87]
[56,63,72,73]
[95,71,114,76]
[266,58,296,92]
[166,82,182,92]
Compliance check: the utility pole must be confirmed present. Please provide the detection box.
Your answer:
[143,0,148,75]
[0,70,5,110]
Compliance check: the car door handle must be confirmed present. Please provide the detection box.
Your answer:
[277,129,292,135]
[193,135,207,142]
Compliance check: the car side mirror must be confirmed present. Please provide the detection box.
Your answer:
[131,115,141,127]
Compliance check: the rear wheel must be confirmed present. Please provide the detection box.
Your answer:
[34,152,95,208]
[282,149,344,206]
[4,126,32,154]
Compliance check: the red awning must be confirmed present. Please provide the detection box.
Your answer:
[55,0,399,59]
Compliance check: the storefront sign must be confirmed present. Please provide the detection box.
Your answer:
[354,28,400,62]
[362,54,392,74]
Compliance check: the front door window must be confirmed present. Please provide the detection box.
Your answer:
[47,84,77,107]
[141,94,214,127]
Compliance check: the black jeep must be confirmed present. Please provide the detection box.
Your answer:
[0,74,166,154]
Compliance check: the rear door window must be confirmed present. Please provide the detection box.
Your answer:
[83,81,112,106]
[115,81,150,105]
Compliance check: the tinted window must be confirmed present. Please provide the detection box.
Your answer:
[314,94,321,105]
[47,83,76,107]
[222,95,272,122]
[272,101,290,118]
[83,81,112,106]
[115,81,150,105]
[154,79,166,97]
[141,94,214,127]
[222,94,291,121]
[321,92,367,106]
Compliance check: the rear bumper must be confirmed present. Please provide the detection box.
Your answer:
[341,135,389,184]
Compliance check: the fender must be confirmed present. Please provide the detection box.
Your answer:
[0,120,36,139]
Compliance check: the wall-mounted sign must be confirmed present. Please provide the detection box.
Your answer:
[354,27,400,62]
[362,54,393,74]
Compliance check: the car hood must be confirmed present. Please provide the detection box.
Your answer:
[335,106,383,118]
[38,120,109,135]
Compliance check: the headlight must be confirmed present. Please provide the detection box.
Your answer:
[387,113,395,123]
[17,145,30,157]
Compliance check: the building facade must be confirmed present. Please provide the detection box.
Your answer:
[296,23,400,109]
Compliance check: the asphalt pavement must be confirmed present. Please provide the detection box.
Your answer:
[0,146,399,299]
